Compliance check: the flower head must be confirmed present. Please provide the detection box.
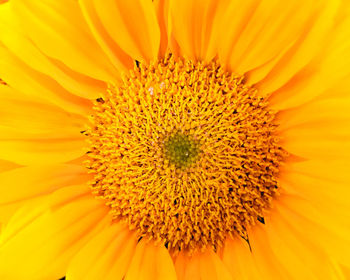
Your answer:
[0,0,350,279]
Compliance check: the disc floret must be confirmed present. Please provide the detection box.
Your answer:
[86,54,287,254]
[163,131,200,170]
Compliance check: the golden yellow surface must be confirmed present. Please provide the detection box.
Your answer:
[86,55,287,254]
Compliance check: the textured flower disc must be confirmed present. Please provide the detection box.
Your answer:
[86,54,288,254]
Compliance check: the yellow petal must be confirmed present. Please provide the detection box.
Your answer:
[175,250,231,280]
[0,86,86,135]
[327,260,348,280]
[222,238,261,279]
[175,252,200,280]
[0,47,93,116]
[199,250,232,280]
[279,159,350,230]
[66,223,137,280]
[0,184,110,280]
[283,138,350,161]
[0,198,39,232]
[275,196,350,269]
[256,0,340,95]
[9,0,118,82]
[246,225,289,279]
[277,98,350,131]
[0,3,109,100]
[278,98,350,160]
[0,164,88,209]
[0,136,85,166]
[263,203,334,279]
[78,0,134,72]
[124,239,177,280]
[341,265,350,280]
[244,41,293,86]
[217,0,259,68]
[154,0,171,57]
[80,0,160,62]
[282,159,350,187]
[0,86,86,165]
[268,10,350,110]
[169,0,230,61]
[0,158,20,173]
[220,0,318,75]
[280,167,350,213]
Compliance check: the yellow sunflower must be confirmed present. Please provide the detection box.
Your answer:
[0,0,350,279]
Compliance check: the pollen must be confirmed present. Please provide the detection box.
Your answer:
[85,54,287,254]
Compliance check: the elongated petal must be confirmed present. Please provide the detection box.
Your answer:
[263,204,333,279]
[0,86,86,135]
[199,250,232,280]
[247,226,290,279]
[175,250,231,280]
[9,0,118,82]
[254,0,340,93]
[267,14,350,111]
[278,98,350,160]
[80,0,160,62]
[0,3,109,100]
[66,223,137,280]
[0,46,93,116]
[0,164,89,226]
[220,0,317,74]
[222,238,261,279]
[154,0,171,57]
[0,164,89,219]
[0,159,20,174]
[274,196,350,269]
[0,86,86,165]
[169,0,230,61]
[124,239,177,280]
[0,185,110,280]
[78,0,134,72]
[280,159,350,229]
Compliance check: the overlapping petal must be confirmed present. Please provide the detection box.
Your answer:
[277,97,350,160]
[79,0,160,63]
[169,0,230,61]
[66,223,137,280]
[175,250,232,280]
[0,86,87,165]
[8,0,119,82]
[0,0,349,279]
[124,238,177,280]
[0,184,110,280]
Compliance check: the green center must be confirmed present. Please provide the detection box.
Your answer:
[164,132,200,169]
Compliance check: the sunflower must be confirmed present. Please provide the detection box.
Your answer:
[0,0,350,279]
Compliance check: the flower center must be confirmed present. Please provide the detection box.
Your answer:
[164,131,200,169]
[86,54,287,254]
